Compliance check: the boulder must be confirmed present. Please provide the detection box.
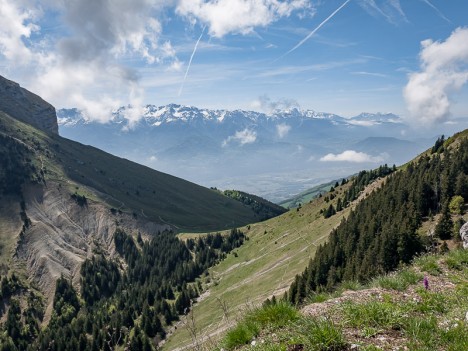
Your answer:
[460,221,468,249]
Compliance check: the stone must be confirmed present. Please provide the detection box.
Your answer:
[460,222,468,249]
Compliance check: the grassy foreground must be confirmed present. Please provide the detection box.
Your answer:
[217,248,468,351]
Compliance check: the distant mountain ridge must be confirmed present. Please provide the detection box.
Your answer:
[58,104,401,128]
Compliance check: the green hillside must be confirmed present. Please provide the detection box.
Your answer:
[223,189,287,220]
[0,111,261,231]
[164,179,362,350]
[278,179,343,209]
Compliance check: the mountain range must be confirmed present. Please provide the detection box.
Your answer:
[58,104,460,202]
[1,75,467,351]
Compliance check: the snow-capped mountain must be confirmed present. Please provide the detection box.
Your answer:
[57,104,436,201]
[58,104,388,128]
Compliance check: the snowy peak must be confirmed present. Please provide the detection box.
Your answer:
[57,105,401,128]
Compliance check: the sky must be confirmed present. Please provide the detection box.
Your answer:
[1,0,468,126]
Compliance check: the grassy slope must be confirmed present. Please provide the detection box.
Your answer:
[278,180,340,209]
[218,248,468,351]
[164,182,358,350]
[0,111,260,231]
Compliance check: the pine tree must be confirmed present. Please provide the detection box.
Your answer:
[435,203,453,240]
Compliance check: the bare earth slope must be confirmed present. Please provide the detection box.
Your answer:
[15,183,170,320]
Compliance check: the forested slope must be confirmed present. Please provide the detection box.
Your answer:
[288,133,468,304]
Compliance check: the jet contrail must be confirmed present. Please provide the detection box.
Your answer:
[178,26,206,97]
[277,0,352,61]
[420,0,451,23]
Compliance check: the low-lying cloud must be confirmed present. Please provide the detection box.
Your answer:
[222,128,257,146]
[320,150,384,163]
[403,27,468,125]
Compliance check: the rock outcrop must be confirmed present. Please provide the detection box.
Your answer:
[0,75,58,134]
[460,221,468,249]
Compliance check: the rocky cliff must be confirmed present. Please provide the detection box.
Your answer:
[0,75,58,134]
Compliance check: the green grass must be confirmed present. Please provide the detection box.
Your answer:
[413,254,442,275]
[295,317,347,351]
[222,303,345,351]
[217,249,466,351]
[0,112,261,231]
[371,268,422,291]
[223,320,260,349]
[444,249,468,270]
[222,302,299,349]
[340,299,405,330]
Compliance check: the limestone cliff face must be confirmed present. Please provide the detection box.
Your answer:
[0,75,58,134]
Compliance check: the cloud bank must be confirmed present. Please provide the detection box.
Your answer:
[320,150,384,163]
[403,27,468,125]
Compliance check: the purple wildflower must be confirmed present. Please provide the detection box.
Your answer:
[423,276,429,290]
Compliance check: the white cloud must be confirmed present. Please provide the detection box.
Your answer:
[222,128,257,146]
[176,0,311,38]
[0,0,39,64]
[54,0,169,65]
[276,123,291,138]
[0,0,176,123]
[251,95,300,113]
[403,27,468,125]
[347,120,377,126]
[320,150,384,163]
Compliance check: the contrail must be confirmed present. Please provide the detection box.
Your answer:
[277,0,352,61]
[420,0,451,23]
[178,26,206,97]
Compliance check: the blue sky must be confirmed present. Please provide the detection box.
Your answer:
[1,0,468,125]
